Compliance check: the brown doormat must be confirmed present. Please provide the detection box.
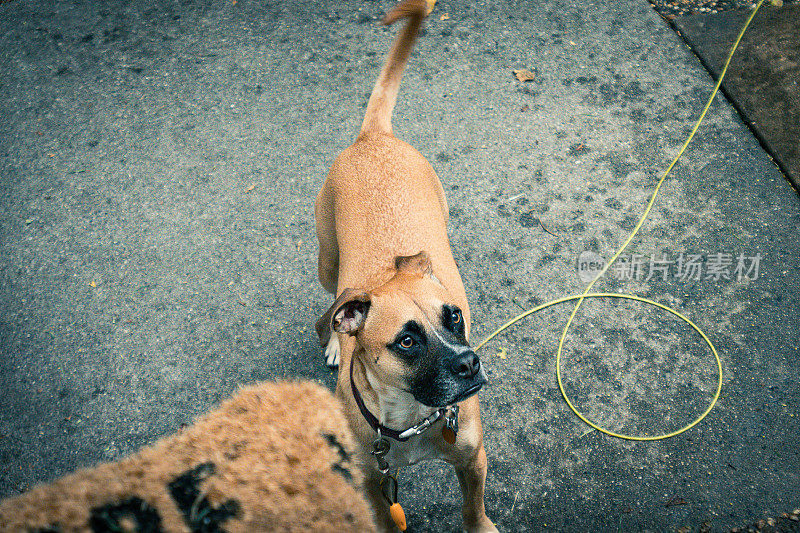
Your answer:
[673,4,800,191]
[0,381,376,533]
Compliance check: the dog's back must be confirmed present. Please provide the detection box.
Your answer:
[326,134,458,295]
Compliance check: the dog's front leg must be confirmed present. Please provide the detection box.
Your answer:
[455,444,498,533]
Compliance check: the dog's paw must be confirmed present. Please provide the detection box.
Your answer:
[463,525,499,533]
[324,335,341,367]
[463,517,499,533]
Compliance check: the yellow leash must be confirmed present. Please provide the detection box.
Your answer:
[476,0,765,441]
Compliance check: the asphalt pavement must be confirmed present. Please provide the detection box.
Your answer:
[1,0,798,531]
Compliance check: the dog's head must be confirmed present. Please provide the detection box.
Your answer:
[317,252,487,408]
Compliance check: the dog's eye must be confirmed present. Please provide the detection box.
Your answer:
[443,306,463,333]
[399,335,415,349]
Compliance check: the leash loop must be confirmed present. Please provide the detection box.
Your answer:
[475,0,764,441]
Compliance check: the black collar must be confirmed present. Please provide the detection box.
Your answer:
[349,358,446,442]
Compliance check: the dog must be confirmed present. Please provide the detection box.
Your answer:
[314,0,496,531]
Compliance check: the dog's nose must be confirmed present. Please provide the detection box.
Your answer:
[452,351,481,379]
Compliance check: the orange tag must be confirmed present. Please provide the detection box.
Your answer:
[390,502,407,531]
[442,426,456,445]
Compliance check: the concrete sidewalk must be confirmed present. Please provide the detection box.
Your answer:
[1,0,798,531]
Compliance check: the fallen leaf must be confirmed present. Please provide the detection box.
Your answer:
[664,496,687,508]
[497,347,507,359]
[512,69,535,82]
[89,280,97,288]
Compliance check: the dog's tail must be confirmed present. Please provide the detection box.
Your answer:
[359,0,435,137]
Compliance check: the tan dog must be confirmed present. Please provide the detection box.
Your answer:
[314,0,496,531]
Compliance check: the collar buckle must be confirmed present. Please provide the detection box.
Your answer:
[397,409,443,440]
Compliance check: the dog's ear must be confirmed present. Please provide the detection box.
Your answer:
[315,289,372,346]
[394,251,432,278]
[332,293,371,335]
